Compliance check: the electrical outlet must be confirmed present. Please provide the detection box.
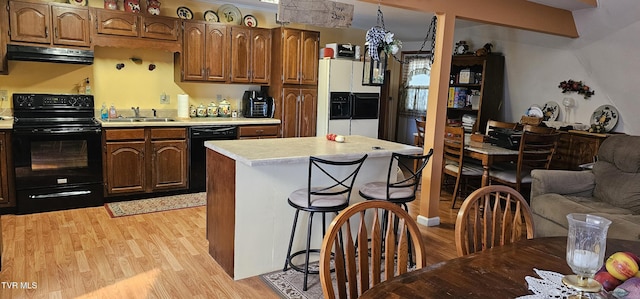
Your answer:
[160,93,170,104]
[0,90,7,102]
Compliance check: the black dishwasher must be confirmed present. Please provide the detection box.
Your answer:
[189,126,237,192]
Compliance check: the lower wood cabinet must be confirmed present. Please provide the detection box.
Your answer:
[103,128,188,196]
[281,87,317,138]
[238,124,279,139]
[551,130,610,170]
[0,131,15,207]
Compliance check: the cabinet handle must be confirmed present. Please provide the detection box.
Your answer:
[45,26,48,38]
[54,27,58,39]
[144,23,148,32]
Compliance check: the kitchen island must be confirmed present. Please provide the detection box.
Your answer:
[205,135,423,279]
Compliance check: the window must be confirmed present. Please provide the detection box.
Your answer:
[399,53,432,116]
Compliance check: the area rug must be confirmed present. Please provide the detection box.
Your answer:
[104,192,205,218]
[261,262,330,299]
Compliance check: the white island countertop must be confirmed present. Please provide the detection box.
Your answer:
[205,135,424,166]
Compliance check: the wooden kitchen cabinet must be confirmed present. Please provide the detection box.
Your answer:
[181,21,228,82]
[282,87,317,138]
[103,128,188,196]
[0,131,15,208]
[9,1,90,47]
[0,0,7,74]
[91,8,180,51]
[274,28,319,85]
[230,26,271,84]
[238,124,279,139]
[551,130,610,170]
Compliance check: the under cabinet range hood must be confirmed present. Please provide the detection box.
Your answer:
[7,44,94,65]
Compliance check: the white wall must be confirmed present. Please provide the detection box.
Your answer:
[449,0,639,134]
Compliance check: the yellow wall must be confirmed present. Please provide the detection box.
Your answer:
[0,0,367,117]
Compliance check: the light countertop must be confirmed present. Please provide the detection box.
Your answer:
[205,135,424,166]
[0,118,13,129]
[99,117,280,127]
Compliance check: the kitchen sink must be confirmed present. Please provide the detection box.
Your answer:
[103,117,176,122]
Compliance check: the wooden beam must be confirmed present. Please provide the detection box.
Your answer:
[360,0,578,38]
[417,12,456,227]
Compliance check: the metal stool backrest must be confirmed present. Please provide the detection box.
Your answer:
[306,155,368,207]
[384,149,434,202]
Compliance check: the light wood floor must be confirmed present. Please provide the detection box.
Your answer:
[0,192,461,298]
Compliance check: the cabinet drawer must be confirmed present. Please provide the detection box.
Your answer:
[105,128,145,141]
[238,125,278,137]
[150,128,186,140]
[95,9,138,37]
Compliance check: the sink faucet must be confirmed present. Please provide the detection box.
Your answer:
[131,106,140,118]
[152,108,157,118]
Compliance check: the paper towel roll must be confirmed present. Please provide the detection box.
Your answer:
[177,94,189,118]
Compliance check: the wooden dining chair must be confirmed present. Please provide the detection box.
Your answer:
[485,119,519,135]
[522,124,555,134]
[415,118,426,147]
[454,185,535,256]
[319,200,426,299]
[442,126,484,208]
[489,130,560,193]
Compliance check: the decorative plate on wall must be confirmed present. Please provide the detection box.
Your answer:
[68,0,87,6]
[526,105,544,118]
[590,105,619,132]
[204,10,219,22]
[541,101,559,121]
[218,4,242,25]
[243,15,258,27]
[177,6,193,20]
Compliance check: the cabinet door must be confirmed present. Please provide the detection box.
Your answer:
[9,1,50,44]
[251,28,271,84]
[105,141,146,195]
[300,31,319,85]
[282,29,301,84]
[205,23,228,82]
[569,135,603,170]
[140,15,178,41]
[0,132,9,206]
[182,21,206,81]
[0,1,6,74]
[94,9,138,37]
[282,88,300,138]
[299,88,317,137]
[150,140,188,191]
[230,26,251,83]
[51,5,90,47]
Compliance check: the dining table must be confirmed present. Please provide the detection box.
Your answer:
[465,139,520,186]
[359,237,639,298]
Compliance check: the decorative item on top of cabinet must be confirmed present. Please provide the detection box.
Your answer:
[9,0,91,47]
[124,0,140,13]
[104,0,117,10]
[180,21,228,82]
[147,0,161,15]
[230,26,271,84]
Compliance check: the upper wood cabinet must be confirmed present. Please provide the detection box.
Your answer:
[181,21,228,82]
[0,0,7,74]
[93,9,178,41]
[276,28,319,85]
[9,1,90,47]
[91,8,180,52]
[230,26,271,84]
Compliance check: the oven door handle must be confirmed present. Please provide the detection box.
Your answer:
[29,190,92,199]
[14,128,102,135]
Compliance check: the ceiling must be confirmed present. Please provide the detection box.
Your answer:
[197,0,590,42]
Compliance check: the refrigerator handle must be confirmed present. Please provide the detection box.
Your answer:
[349,93,355,118]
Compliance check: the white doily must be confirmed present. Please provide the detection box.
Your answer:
[517,268,603,299]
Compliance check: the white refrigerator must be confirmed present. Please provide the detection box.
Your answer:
[317,59,380,138]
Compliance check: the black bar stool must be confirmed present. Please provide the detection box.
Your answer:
[283,154,368,291]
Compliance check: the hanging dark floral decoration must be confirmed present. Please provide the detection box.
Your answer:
[558,79,595,99]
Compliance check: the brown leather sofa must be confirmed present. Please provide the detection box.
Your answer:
[530,134,640,241]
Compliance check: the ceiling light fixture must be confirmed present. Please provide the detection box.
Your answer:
[259,0,278,4]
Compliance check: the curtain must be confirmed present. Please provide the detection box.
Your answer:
[399,54,431,117]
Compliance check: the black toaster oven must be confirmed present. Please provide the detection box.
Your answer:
[242,96,274,118]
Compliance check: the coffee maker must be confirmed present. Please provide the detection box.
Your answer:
[242,90,274,118]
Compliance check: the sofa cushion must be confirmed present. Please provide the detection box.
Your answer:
[593,135,640,213]
[592,213,640,241]
[531,194,633,229]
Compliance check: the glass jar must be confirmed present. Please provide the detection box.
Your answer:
[207,102,218,117]
[189,105,197,117]
[219,99,231,117]
[196,104,207,117]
